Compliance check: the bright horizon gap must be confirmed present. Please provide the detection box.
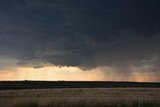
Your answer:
[0,66,159,82]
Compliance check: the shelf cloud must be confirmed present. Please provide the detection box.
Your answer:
[0,0,160,78]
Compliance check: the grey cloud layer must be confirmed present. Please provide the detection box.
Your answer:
[0,0,160,72]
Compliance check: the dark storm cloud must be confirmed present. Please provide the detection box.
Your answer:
[0,0,160,72]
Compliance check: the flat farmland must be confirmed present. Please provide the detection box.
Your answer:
[0,88,160,107]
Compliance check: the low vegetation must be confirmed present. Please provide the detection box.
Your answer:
[0,88,160,107]
[0,81,160,90]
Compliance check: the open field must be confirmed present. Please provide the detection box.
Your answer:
[0,88,160,107]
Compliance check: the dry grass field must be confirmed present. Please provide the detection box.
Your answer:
[0,88,160,107]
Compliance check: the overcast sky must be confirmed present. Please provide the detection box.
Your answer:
[0,0,160,81]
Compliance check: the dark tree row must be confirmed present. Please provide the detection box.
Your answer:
[0,81,160,90]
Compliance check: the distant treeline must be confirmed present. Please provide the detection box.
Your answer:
[0,81,160,90]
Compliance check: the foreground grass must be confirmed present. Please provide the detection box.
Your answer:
[0,88,160,107]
